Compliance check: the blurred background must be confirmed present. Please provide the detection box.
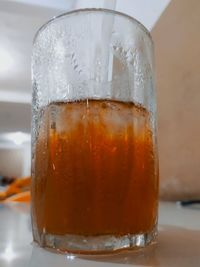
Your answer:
[0,0,199,200]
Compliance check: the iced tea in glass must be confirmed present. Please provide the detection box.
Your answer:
[32,9,159,254]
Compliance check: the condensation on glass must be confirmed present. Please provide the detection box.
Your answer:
[31,8,159,254]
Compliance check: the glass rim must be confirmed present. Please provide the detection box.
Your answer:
[33,8,153,45]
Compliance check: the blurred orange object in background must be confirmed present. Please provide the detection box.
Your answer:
[0,176,31,202]
[4,191,30,203]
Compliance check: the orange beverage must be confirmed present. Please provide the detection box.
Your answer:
[32,100,158,237]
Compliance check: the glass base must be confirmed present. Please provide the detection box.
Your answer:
[35,227,157,254]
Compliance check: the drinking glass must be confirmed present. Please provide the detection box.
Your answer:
[31,8,159,254]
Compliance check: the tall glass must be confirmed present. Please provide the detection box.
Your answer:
[31,9,159,254]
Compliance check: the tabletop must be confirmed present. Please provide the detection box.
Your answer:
[0,201,200,267]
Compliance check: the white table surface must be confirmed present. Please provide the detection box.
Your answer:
[0,201,200,267]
